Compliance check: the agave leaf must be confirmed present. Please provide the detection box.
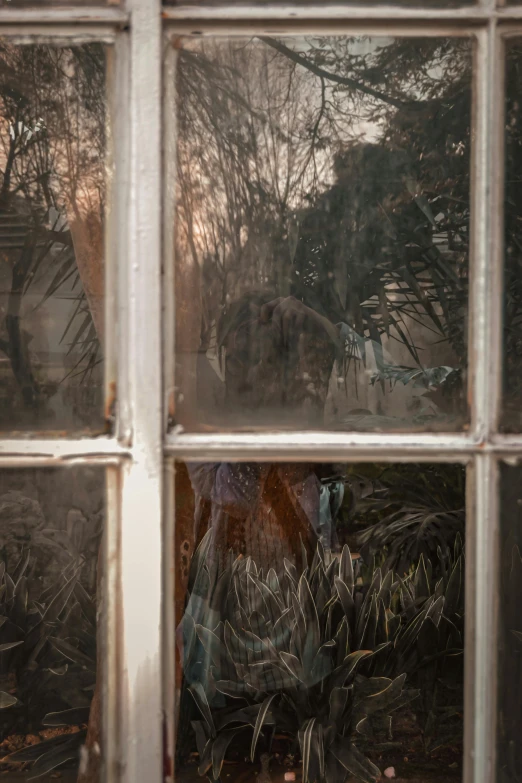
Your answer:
[214,680,249,699]
[414,554,430,601]
[304,720,324,783]
[374,599,388,646]
[246,660,292,691]
[331,649,373,688]
[339,545,354,593]
[334,576,356,630]
[251,694,277,762]
[355,569,381,646]
[329,739,381,783]
[212,727,246,780]
[0,640,23,653]
[298,717,316,783]
[284,559,298,586]
[198,738,213,776]
[251,573,284,618]
[13,550,31,586]
[248,611,270,641]
[299,575,321,674]
[378,570,394,610]
[195,624,222,670]
[6,733,85,779]
[355,715,374,739]
[310,641,336,685]
[48,637,94,671]
[42,706,91,726]
[426,595,445,627]
[334,617,349,667]
[329,686,351,727]
[360,594,379,651]
[325,558,338,588]
[189,682,216,736]
[5,573,15,602]
[445,556,463,616]
[192,719,210,758]
[311,541,325,574]
[325,747,350,783]
[271,608,293,652]
[266,569,282,598]
[28,738,83,779]
[355,672,407,717]
[290,594,306,656]
[43,570,80,623]
[242,630,278,663]
[0,691,18,708]
[280,651,304,683]
[224,621,250,670]
[300,535,308,573]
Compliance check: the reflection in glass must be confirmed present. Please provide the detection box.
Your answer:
[503,39,522,430]
[0,43,107,431]
[0,0,113,6]
[173,36,472,432]
[165,0,474,6]
[0,467,104,782]
[174,461,465,783]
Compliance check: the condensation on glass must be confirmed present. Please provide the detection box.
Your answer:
[172,36,472,433]
[0,466,104,782]
[502,38,522,431]
[174,460,465,783]
[497,461,522,783]
[0,42,108,432]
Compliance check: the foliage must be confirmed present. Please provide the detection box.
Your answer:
[180,532,464,783]
[0,43,106,419]
[0,551,96,778]
[176,36,472,420]
[351,464,465,576]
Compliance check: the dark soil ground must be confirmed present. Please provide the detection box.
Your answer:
[177,710,462,783]
[0,726,84,781]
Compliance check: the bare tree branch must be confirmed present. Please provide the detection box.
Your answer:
[259,36,420,111]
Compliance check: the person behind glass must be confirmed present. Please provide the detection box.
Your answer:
[188,292,347,574]
[175,294,347,760]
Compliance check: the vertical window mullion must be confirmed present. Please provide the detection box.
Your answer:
[468,454,500,783]
[118,1,164,782]
[468,19,501,783]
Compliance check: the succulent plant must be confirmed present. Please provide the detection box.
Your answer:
[0,551,97,778]
[179,532,465,783]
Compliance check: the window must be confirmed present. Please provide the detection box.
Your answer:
[0,0,517,782]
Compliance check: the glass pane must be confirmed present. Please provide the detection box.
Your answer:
[503,39,522,430]
[0,466,104,782]
[0,43,107,432]
[498,462,522,783]
[174,461,465,783]
[0,1,116,6]
[173,36,472,432]
[165,1,474,6]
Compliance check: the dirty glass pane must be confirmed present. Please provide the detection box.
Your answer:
[173,36,472,432]
[0,43,107,432]
[0,1,115,6]
[0,467,104,782]
[498,462,522,783]
[165,1,474,6]
[503,39,522,431]
[174,461,465,783]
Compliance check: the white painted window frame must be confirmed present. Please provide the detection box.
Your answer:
[0,1,516,782]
